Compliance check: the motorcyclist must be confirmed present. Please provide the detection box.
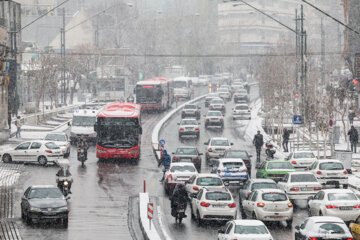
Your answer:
[77,137,89,160]
[170,183,188,218]
[158,149,171,182]
[56,166,73,194]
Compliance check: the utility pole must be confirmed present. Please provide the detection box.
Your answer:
[60,8,66,105]
[321,17,326,86]
[300,5,307,120]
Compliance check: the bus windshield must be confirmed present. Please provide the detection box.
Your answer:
[136,86,163,104]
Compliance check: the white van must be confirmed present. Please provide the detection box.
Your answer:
[70,109,98,144]
[173,77,192,99]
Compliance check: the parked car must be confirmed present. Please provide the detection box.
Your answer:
[210,158,249,186]
[164,162,198,194]
[232,104,251,120]
[204,137,233,161]
[191,187,236,225]
[218,220,273,240]
[295,216,353,240]
[0,141,63,166]
[239,179,278,207]
[242,189,293,227]
[44,132,70,158]
[178,119,200,139]
[223,149,252,174]
[204,111,224,129]
[308,189,360,222]
[309,159,348,188]
[277,172,322,200]
[205,93,220,107]
[181,104,201,119]
[172,146,203,172]
[209,98,226,114]
[185,173,225,198]
[287,151,317,169]
[21,185,69,226]
[256,160,296,182]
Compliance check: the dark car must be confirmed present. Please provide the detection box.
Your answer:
[21,185,69,227]
[223,150,252,174]
[172,146,203,172]
[181,104,201,119]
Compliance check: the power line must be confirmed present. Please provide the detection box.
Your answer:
[301,0,360,35]
[20,0,71,32]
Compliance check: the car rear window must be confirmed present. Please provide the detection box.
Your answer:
[175,148,198,155]
[262,193,287,201]
[184,105,196,109]
[211,100,223,104]
[251,182,278,191]
[45,134,66,142]
[197,177,222,186]
[328,193,357,201]
[267,162,293,170]
[170,165,196,172]
[290,174,317,182]
[316,223,345,234]
[293,152,315,158]
[205,192,231,201]
[234,225,268,235]
[218,89,228,92]
[235,105,248,110]
[222,162,243,168]
[319,162,344,170]
[207,111,222,117]
[181,120,198,125]
[211,139,229,146]
[224,151,247,158]
[45,142,60,149]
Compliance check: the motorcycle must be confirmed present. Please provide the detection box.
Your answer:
[173,202,187,223]
[58,180,70,196]
[77,148,87,166]
[265,142,276,159]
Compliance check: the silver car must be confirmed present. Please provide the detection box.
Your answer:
[209,98,225,114]
[233,89,248,103]
[181,104,200,119]
[232,104,251,120]
[205,93,220,107]
[178,118,200,139]
[172,146,203,172]
[204,111,224,129]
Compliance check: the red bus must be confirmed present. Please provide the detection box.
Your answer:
[94,102,142,160]
[135,77,174,111]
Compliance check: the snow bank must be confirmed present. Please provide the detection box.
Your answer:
[139,192,162,240]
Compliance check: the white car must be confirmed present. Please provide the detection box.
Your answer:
[217,88,231,101]
[204,111,224,129]
[204,137,233,161]
[277,172,322,200]
[218,220,273,240]
[308,189,360,222]
[287,151,317,169]
[44,132,70,158]
[178,119,200,139]
[191,187,236,224]
[205,93,220,107]
[295,216,353,240]
[233,89,248,103]
[209,98,226,114]
[232,104,251,120]
[164,162,198,194]
[309,159,348,188]
[0,141,63,166]
[185,173,225,198]
[211,158,249,186]
[242,189,293,227]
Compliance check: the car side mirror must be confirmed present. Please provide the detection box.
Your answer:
[249,154,253,158]
[308,196,314,201]
[295,226,300,231]
[218,229,225,234]
[171,152,175,155]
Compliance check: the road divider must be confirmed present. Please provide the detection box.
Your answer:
[139,193,161,240]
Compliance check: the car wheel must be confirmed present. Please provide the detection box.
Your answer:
[21,207,25,220]
[286,219,293,228]
[343,184,348,189]
[25,211,32,225]
[196,211,202,226]
[2,154,12,163]
[191,205,195,219]
[63,218,68,228]
[252,212,257,220]
[38,156,47,166]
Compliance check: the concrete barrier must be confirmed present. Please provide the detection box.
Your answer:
[139,193,162,240]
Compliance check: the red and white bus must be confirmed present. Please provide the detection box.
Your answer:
[94,102,142,160]
[135,77,174,111]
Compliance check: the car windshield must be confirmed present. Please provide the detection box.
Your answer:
[181,120,198,125]
[211,139,229,146]
[184,105,196,109]
[217,89,228,92]
[72,116,96,126]
[262,192,287,201]
[319,162,344,170]
[174,81,187,88]
[328,193,357,201]
[267,162,293,170]
[29,188,64,199]
[205,192,231,201]
[251,182,278,191]
[211,99,223,104]
[316,223,345,234]
[207,111,222,117]
[170,165,196,172]
[175,148,198,155]
[234,225,268,235]
[196,177,222,186]
[293,152,316,158]
[222,162,243,168]
[45,142,60,149]
[290,174,317,182]
[235,105,248,110]
[45,134,66,142]
[224,151,247,158]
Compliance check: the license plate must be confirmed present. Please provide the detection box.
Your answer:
[229,181,239,184]
[270,215,282,219]
[212,205,225,208]
[181,158,192,162]
[340,206,353,210]
[327,173,338,176]
[114,154,122,158]
[177,209,185,213]
[185,127,193,130]
[301,187,313,191]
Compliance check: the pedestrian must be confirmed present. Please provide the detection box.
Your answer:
[158,149,171,182]
[253,130,264,162]
[348,126,358,153]
[15,116,21,138]
[349,110,356,125]
[282,128,290,152]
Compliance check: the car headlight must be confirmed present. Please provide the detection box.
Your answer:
[57,206,68,211]
[30,207,41,212]
[63,181,69,186]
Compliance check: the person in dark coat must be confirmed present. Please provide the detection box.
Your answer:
[282,128,290,152]
[158,149,171,182]
[253,130,264,162]
[349,110,356,125]
[170,183,188,217]
[348,126,359,153]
